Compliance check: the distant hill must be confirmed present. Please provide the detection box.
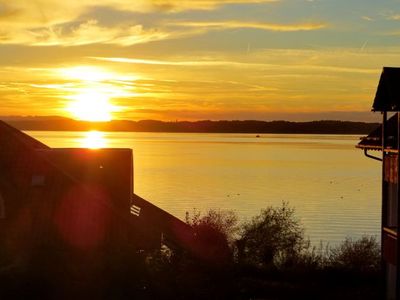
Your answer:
[1,116,379,134]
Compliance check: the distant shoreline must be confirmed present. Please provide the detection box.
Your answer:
[2,116,379,135]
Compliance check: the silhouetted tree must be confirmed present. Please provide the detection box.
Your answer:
[328,235,380,273]
[238,202,306,269]
[185,209,239,265]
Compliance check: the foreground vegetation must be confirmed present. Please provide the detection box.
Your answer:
[1,203,382,299]
[175,202,381,299]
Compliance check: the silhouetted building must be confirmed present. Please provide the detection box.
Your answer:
[0,120,195,297]
[357,67,400,300]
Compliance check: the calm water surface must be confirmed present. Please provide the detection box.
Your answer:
[27,131,381,246]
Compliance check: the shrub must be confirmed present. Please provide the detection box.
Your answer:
[238,202,307,269]
[328,235,380,273]
[289,241,330,272]
[185,209,239,265]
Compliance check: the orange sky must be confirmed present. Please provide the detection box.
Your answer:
[1,0,399,121]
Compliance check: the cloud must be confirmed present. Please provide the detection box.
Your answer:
[90,55,377,74]
[170,20,327,32]
[361,16,374,22]
[388,14,400,21]
[0,0,282,46]
[0,19,174,46]
[149,0,279,11]
[0,0,279,28]
[0,18,327,46]
[90,56,270,67]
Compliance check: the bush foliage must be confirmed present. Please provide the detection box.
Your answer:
[1,203,381,299]
[178,203,382,299]
[238,202,307,269]
[184,203,381,274]
[328,235,380,273]
[185,209,239,265]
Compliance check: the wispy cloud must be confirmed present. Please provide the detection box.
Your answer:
[170,20,327,32]
[0,0,281,46]
[388,14,400,20]
[90,55,378,74]
[0,18,327,46]
[385,31,400,36]
[0,19,173,46]
[361,16,374,22]
[149,0,279,11]
[0,0,279,28]
[90,56,270,67]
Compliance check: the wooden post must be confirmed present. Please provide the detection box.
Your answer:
[382,111,387,299]
[396,112,400,299]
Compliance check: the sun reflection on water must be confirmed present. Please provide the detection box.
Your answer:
[81,131,107,149]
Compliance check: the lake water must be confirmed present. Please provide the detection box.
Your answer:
[27,131,381,246]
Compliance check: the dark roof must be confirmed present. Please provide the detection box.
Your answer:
[0,120,196,253]
[357,113,397,150]
[0,120,49,149]
[373,67,400,111]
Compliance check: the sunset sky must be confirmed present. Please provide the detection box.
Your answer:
[1,0,400,121]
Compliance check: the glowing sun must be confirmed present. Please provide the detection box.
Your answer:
[68,91,115,122]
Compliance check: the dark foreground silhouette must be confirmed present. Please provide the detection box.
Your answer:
[0,204,382,299]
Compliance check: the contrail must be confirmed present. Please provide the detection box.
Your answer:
[360,41,368,52]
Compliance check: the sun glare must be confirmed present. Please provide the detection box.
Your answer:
[67,91,115,122]
[81,131,107,149]
[60,66,112,82]
[60,65,133,121]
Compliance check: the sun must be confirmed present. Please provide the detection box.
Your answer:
[60,66,125,122]
[67,90,115,122]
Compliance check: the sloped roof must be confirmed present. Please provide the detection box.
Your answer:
[0,120,196,253]
[357,113,397,150]
[373,67,400,112]
[0,120,49,149]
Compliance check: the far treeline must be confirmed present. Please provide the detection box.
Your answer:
[5,117,379,134]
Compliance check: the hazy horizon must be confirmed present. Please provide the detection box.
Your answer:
[0,112,382,123]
